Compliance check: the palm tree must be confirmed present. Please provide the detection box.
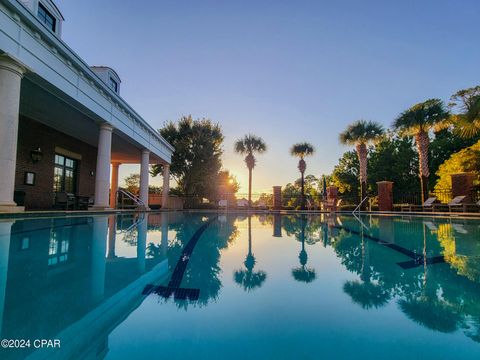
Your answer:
[290,142,315,210]
[234,215,267,291]
[393,99,449,203]
[234,135,267,208]
[339,120,384,208]
[440,86,480,139]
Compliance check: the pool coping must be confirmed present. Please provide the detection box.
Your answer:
[1,208,479,220]
[0,208,180,220]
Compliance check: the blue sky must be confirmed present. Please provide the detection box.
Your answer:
[57,0,480,193]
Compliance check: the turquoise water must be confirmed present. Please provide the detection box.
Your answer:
[0,212,480,359]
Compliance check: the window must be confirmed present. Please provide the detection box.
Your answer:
[54,154,78,193]
[48,229,70,266]
[109,77,118,93]
[37,3,56,32]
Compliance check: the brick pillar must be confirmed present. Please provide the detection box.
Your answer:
[273,186,282,210]
[326,186,338,211]
[451,173,475,203]
[377,181,393,211]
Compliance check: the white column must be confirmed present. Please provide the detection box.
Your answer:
[140,150,150,209]
[110,162,120,208]
[0,56,26,212]
[107,215,116,259]
[162,164,170,209]
[161,212,168,256]
[137,214,147,274]
[92,124,113,209]
[91,216,108,303]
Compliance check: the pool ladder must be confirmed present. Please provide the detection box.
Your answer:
[352,196,369,214]
[353,196,370,231]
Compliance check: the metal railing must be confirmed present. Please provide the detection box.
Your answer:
[353,196,369,214]
[117,188,147,209]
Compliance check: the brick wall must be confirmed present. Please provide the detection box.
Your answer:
[15,116,97,210]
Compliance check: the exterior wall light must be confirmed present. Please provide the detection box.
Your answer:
[30,147,43,163]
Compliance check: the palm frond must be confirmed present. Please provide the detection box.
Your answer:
[393,99,449,136]
[339,120,384,145]
[290,142,315,158]
[234,134,267,155]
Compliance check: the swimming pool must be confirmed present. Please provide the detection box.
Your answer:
[0,212,479,359]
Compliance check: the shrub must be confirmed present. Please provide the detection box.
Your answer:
[434,141,480,191]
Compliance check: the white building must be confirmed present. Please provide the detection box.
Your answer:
[0,0,174,211]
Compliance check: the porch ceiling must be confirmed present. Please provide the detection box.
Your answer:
[19,76,165,165]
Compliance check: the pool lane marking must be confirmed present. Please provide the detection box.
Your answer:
[142,216,218,301]
[333,225,445,269]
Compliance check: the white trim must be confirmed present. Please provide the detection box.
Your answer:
[54,146,82,160]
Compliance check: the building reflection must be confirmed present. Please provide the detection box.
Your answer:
[0,213,172,359]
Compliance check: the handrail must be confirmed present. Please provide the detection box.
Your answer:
[116,213,145,235]
[353,196,369,214]
[117,189,146,209]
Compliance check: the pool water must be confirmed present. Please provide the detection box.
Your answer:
[1,212,480,359]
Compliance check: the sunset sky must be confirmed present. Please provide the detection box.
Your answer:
[57,0,480,194]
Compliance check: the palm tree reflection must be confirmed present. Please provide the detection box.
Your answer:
[337,223,390,309]
[291,215,316,283]
[397,223,461,333]
[234,216,267,291]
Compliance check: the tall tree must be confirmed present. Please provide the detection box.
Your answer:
[428,129,480,189]
[368,133,420,199]
[290,142,315,210]
[216,170,240,204]
[151,115,223,207]
[331,150,360,203]
[393,99,449,203]
[234,134,267,208]
[339,120,384,208]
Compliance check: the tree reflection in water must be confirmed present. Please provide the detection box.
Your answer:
[341,229,390,309]
[284,215,317,283]
[234,215,267,292]
[145,212,480,341]
[149,214,239,309]
[332,216,480,341]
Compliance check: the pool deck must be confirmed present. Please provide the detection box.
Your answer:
[1,208,480,220]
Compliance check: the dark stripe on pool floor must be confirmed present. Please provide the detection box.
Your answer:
[142,216,218,301]
[333,225,445,269]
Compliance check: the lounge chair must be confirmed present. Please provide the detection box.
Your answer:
[400,197,437,212]
[432,195,466,212]
[77,195,93,210]
[54,192,76,210]
[453,199,480,213]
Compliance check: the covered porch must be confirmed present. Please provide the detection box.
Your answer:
[0,58,172,212]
